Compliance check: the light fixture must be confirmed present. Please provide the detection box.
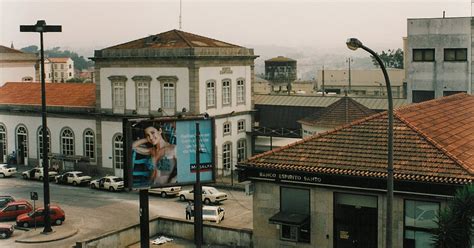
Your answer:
[346,38,363,51]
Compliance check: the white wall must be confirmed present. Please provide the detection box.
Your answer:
[100,121,123,169]
[0,114,95,160]
[0,64,35,86]
[100,67,190,112]
[199,66,252,116]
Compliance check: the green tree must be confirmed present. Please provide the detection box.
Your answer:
[432,184,474,248]
[20,45,38,53]
[370,48,404,69]
[20,46,94,71]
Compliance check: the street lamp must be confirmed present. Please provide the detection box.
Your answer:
[20,20,62,233]
[346,38,394,248]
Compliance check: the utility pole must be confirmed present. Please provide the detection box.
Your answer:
[346,58,353,94]
[194,123,203,247]
[20,20,62,234]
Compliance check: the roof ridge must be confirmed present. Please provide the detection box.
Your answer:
[173,29,193,48]
[395,112,474,175]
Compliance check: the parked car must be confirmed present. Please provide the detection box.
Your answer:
[0,200,33,221]
[16,205,65,228]
[202,205,225,224]
[0,164,16,178]
[0,196,15,209]
[90,176,124,192]
[55,171,91,186]
[0,223,14,239]
[179,186,227,204]
[149,186,182,198]
[22,167,57,181]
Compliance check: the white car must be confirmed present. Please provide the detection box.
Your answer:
[90,176,124,192]
[0,164,16,178]
[149,186,182,198]
[22,167,58,181]
[55,171,92,186]
[202,205,225,224]
[179,186,228,204]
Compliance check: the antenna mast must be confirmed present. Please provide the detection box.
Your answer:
[179,0,182,30]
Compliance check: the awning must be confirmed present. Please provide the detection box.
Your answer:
[269,211,309,226]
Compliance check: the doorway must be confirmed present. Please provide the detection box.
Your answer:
[334,193,378,248]
[16,126,28,165]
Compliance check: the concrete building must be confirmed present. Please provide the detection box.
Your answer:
[36,57,75,83]
[317,69,406,98]
[239,93,474,248]
[0,30,257,178]
[0,45,37,86]
[407,17,473,103]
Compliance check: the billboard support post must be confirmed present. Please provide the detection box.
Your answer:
[139,189,149,248]
[194,123,203,247]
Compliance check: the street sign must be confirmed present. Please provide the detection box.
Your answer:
[30,191,38,201]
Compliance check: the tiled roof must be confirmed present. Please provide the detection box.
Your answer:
[254,94,409,110]
[0,82,96,108]
[0,45,23,54]
[298,96,376,127]
[48,57,70,63]
[104,29,241,50]
[241,94,474,185]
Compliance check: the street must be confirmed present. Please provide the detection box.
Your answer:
[0,175,252,248]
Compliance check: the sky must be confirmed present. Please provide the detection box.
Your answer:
[0,0,472,57]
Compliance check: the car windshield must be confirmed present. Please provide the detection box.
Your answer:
[207,188,218,194]
[76,172,84,177]
[203,209,216,215]
[113,178,123,182]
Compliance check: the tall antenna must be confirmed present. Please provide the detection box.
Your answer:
[179,0,182,30]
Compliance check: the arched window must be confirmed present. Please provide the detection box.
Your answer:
[16,125,28,165]
[222,142,232,169]
[61,128,74,156]
[113,134,124,169]
[0,124,6,163]
[37,127,51,159]
[84,129,95,160]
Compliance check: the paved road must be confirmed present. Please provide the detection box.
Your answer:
[0,175,252,248]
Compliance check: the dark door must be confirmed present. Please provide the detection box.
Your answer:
[335,203,378,248]
[17,134,27,165]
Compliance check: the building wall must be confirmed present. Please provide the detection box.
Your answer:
[0,63,36,86]
[100,121,123,171]
[252,181,448,248]
[407,17,472,102]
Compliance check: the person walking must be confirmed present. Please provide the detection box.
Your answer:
[186,201,193,220]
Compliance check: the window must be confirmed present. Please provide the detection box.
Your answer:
[404,200,439,248]
[237,120,245,132]
[222,142,232,169]
[413,49,435,62]
[69,72,72,77]
[222,79,231,105]
[61,128,74,156]
[236,78,245,104]
[162,82,175,109]
[237,139,246,162]
[16,125,28,163]
[136,81,150,113]
[54,64,58,69]
[0,124,6,163]
[37,127,50,159]
[84,129,95,160]
[108,76,127,114]
[69,64,71,69]
[444,48,467,61]
[223,122,231,135]
[412,91,434,103]
[60,64,64,69]
[113,134,124,169]
[269,187,310,243]
[206,80,216,108]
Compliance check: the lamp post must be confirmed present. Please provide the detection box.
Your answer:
[346,38,394,248]
[20,20,61,233]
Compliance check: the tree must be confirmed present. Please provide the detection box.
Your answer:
[370,48,404,69]
[20,45,38,53]
[20,46,94,71]
[432,184,474,248]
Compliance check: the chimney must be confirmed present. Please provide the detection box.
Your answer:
[443,11,445,18]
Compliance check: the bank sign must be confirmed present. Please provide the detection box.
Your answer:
[245,170,323,184]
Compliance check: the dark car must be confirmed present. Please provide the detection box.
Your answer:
[0,196,14,209]
[16,205,65,228]
[0,200,33,221]
[0,223,14,239]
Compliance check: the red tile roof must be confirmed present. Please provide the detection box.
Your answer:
[0,82,95,108]
[104,29,241,50]
[241,93,474,185]
[298,96,376,127]
[48,57,70,63]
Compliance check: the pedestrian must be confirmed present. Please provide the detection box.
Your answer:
[186,201,193,220]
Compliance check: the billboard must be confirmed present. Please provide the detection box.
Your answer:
[125,117,214,189]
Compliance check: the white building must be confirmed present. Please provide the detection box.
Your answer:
[406,17,473,102]
[37,57,75,83]
[0,30,257,178]
[0,45,37,86]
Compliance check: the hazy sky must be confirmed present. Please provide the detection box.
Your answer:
[0,0,471,57]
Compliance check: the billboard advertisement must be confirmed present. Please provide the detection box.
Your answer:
[126,117,214,189]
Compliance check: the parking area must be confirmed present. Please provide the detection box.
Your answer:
[0,171,252,247]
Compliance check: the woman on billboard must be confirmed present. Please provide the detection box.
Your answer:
[132,124,177,186]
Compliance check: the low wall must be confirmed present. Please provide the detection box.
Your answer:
[75,215,252,248]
